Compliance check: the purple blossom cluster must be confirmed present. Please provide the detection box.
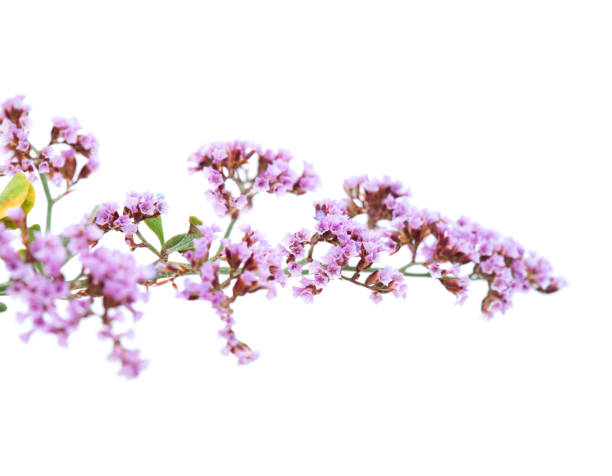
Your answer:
[287,200,408,304]
[0,96,32,177]
[0,213,154,377]
[188,140,319,218]
[174,224,286,364]
[0,95,99,193]
[45,116,100,184]
[80,247,155,377]
[0,224,75,345]
[0,96,564,379]
[95,191,168,237]
[0,223,87,346]
[344,175,412,227]
[286,175,565,317]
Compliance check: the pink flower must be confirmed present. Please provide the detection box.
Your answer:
[188,140,319,217]
[30,233,67,277]
[52,117,81,144]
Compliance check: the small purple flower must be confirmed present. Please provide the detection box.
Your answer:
[188,140,318,218]
[211,145,228,162]
[52,117,81,144]
[30,233,67,277]
[107,342,149,379]
[288,261,302,276]
[124,191,167,217]
[95,202,118,226]
[80,247,152,308]
[115,215,137,236]
[139,199,156,216]
[63,220,103,255]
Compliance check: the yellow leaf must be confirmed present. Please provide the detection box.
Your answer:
[0,173,36,220]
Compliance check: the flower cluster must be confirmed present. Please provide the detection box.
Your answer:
[43,116,99,184]
[289,174,565,317]
[0,96,32,177]
[95,191,167,238]
[1,96,99,194]
[80,247,155,377]
[343,175,412,227]
[0,96,564,379]
[0,224,73,345]
[0,215,154,377]
[288,198,407,304]
[188,141,319,218]
[173,224,286,364]
[63,217,104,255]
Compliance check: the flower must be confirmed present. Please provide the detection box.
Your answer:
[178,225,288,364]
[42,116,100,185]
[30,233,67,277]
[286,175,564,316]
[93,192,167,238]
[344,175,411,227]
[189,141,319,217]
[63,218,104,255]
[0,97,566,377]
[1,223,92,347]
[107,341,149,378]
[0,95,32,176]
[80,247,154,309]
[51,117,81,145]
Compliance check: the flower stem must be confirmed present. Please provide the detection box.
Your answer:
[214,217,237,257]
[341,265,433,278]
[39,173,53,233]
[223,218,237,240]
[399,261,425,272]
[136,230,163,258]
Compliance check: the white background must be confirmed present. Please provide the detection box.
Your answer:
[0,1,610,475]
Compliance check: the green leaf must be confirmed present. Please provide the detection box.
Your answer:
[0,302,7,313]
[0,281,9,295]
[165,233,188,249]
[188,216,203,238]
[164,233,194,254]
[28,224,41,243]
[144,216,165,247]
[189,216,203,226]
[87,204,100,224]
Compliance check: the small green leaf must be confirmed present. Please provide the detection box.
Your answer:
[189,216,203,226]
[188,216,203,238]
[28,224,41,243]
[144,216,165,247]
[0,302,7,313]
[165,233,188,249]
[164,233,194,254]
[88,204,100,224]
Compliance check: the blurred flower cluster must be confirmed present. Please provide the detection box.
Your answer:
[0,96,564,378]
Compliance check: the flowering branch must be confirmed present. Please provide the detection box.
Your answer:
[0,96,565,378]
